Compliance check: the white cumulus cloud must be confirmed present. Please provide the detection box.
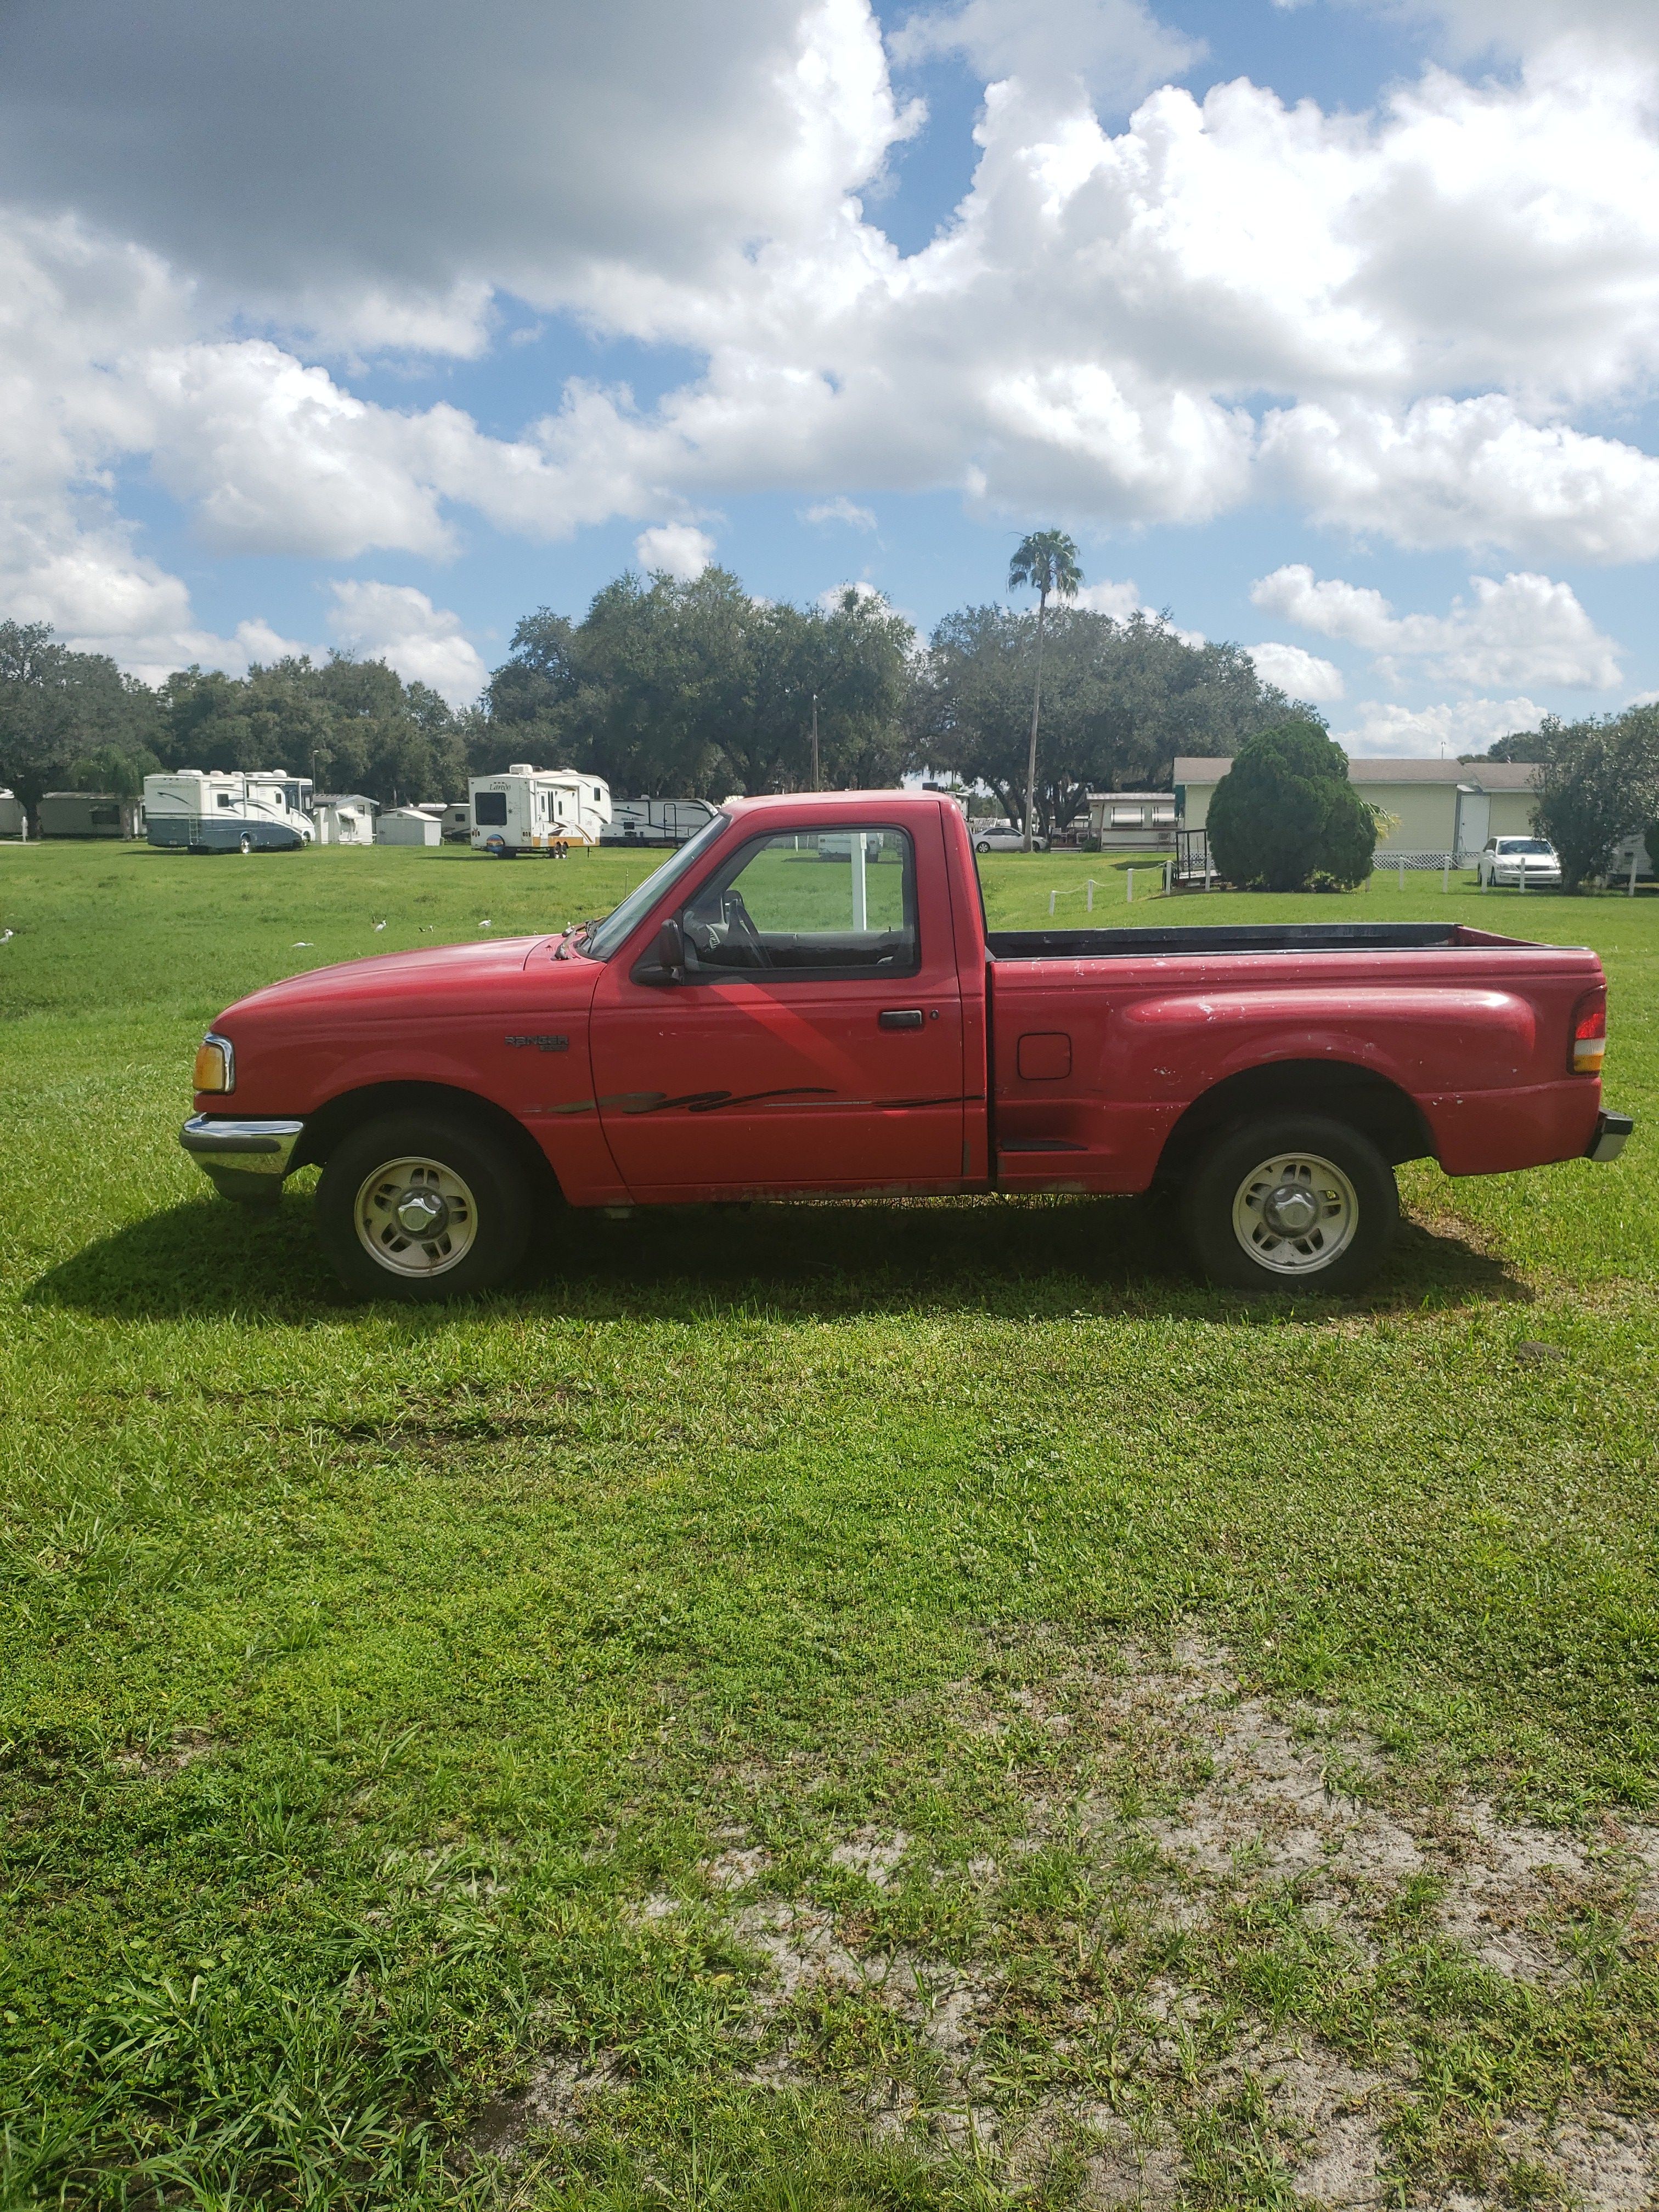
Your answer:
[326,580,486,706]
[1073,577,1153,622]
[890,0,1202,105]
[803,495,878,529]
[1245,642,1346,702]
[1335,696,1546,758]
[4,0,1659,667]
[1251,565,1622,691]
[633,522,716,579]
[1260,398,1659,565]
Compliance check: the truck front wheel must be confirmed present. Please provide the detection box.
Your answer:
[316,1111,532,1300]
[1181,1115,1397,1294]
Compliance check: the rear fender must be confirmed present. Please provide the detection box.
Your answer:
[1155,1059,1434,1179]
[1136,986,1541,1181]
[1122,985,1538,1091]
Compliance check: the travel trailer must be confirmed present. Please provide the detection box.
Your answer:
[605,796,719,847]
[38,791,138,838]
[144,770,314,853]
[438,802,471,841]
[0,788,26,837]
[467,765,612,856]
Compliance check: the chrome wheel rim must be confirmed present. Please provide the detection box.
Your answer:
[354,1155,477,1277]
[1231,1150,1358,1276]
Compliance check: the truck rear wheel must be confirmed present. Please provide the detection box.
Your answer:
[1181,1115,1397,1294]
[316,1111,532,1300]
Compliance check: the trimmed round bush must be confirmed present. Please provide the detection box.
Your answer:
[1206,723,1376,891]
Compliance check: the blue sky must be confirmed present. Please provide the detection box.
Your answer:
[3,0,1657,753]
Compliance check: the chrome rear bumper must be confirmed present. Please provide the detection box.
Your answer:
[180,1114,304,1203]
[1587,1110,1634,1163]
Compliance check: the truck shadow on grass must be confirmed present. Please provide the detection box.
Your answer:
[31,1187,1522,1323]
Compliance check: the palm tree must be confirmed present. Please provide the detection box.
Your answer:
[1007,529,1083,851]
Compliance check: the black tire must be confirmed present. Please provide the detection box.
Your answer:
[315,1110,533,1301]
[1181,1114,1397,1295]
[976,839,991,854]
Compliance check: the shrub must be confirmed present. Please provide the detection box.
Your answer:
[1532,709,1659,891]
[1206,723,1376,891]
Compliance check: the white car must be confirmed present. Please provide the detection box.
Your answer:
[973,825,1048,853]
[1477,836,1562,888]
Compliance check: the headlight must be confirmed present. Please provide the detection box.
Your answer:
[194,1032,235,1093]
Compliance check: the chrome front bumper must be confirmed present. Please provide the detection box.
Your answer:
[1587,1110,1634,1164]
[180,1114,304,1203]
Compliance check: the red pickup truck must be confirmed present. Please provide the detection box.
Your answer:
[181,790,1631,1299]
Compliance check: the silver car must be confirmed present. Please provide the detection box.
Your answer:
[1478,835,1561,888]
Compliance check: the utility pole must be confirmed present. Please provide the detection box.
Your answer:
[810,692,820,792]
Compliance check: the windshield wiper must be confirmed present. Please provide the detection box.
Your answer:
[556,918,601,960]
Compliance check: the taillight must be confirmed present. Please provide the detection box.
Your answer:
[1571,997,1606,1076]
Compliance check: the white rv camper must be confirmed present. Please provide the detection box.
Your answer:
[467,764,612,856]
[144,770,314,852]
[0,788,28,838]
[605,797,718,847]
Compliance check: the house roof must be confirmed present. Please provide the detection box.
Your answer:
[1172,755,1539,790]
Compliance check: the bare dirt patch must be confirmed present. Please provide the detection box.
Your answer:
[472,1632,1659,2203]
[828,1825,910,1886]
[701,1843,772,1890]
[110,1728,216,1778]
[466,2049,623,2166]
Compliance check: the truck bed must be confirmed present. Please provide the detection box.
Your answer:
[986,921,1521,960]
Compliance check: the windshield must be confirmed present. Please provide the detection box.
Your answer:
[1500,838,1554,854]
[579,813,730,960]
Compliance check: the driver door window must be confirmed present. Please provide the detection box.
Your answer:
[682,830,917,977]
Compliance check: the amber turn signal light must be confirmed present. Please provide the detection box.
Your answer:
[194,1034,234,1093]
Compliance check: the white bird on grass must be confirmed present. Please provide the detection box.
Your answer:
[292,941,314,948]
[0,928,13,944]
[371,918,386,932]
[479,917,493,929]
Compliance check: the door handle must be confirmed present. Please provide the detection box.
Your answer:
[879,1008,925,1030]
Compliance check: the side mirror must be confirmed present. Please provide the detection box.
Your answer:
[654,915,686,981]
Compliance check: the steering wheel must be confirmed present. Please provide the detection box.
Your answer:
[725,891,772,967]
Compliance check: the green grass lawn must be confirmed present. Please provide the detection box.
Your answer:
[2,841,1657,2211]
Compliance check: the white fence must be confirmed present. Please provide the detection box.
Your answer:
[1371,850,1464,871]
[1044,864,1172,916]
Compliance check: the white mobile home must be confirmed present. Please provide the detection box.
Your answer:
[467,764,612,855]
[144,770,314,852]
[1085,791,1177,850]
[1173,755,1541,862]
[38,791,140,838]
[0,788,26,837]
